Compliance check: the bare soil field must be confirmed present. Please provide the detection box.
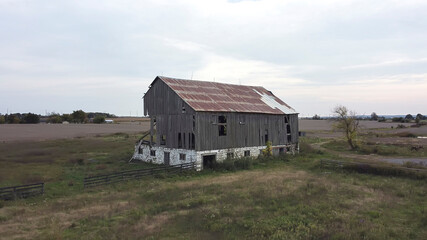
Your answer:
[0,123,150,142]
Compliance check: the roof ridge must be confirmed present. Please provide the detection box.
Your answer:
[157,76,265,89]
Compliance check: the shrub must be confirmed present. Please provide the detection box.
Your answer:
[0,115,5,124]
[262,141,273,156]
[47,114,62,124]
[397,124,406,129]
[93,115,106,124]
[23,113,40,124]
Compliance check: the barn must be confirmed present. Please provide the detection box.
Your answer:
[132,76,299,170]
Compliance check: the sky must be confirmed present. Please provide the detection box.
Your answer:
[1,0,426,117]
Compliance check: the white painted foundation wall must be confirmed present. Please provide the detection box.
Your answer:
[132,143,298,170]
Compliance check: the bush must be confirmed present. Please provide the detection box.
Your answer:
[47,114,62,124]
[392,117,404,123]
[23,113,40,124]
[93,115,106,124]
[0,115,5,124]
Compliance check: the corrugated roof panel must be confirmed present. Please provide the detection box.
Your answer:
[158,76,297,115]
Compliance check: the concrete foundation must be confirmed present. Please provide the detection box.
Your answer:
[132,142,298,170]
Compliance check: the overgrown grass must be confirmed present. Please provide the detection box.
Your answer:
[0,135,426,239]
[0,133,148,188]
[322,139,426,157]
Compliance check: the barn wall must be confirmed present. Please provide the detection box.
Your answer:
[144,77,195,116]
[143,77,299,151]
[195,112,299,151]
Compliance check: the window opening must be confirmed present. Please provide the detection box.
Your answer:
[160,135,166,145]
[182,101,186,113]
[244,150,250,157]
[178,133,182,148]
[227,152,234,159]
[218,115,227,136]
[180,153,186,161]
[219,125,227,136]
[150,150,156,156]
[138,146,143,154]
[284,116,289,124]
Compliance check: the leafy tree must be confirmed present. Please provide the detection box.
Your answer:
[48,114,62,124]
[61,114,72,122]
[405,114,414,121]
[370,112,378,121]
[312,114,321,120]
[392,117,404,123]
[71,110,87,123]
[415,113,425,121]
[333,105,360,150]
[0,115,5,124]
[23,113,40,124]
[93,115,106,124]
[6,114,21,124]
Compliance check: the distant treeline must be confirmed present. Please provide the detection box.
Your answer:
[0,113,40,124]
[310,113,426,124]
[0,111,117,124]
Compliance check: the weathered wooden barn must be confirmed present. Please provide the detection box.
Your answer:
[132,76,299,169]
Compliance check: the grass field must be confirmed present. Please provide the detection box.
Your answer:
[0,122,426,239]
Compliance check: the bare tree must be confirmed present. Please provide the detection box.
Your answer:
[333,105,360,150]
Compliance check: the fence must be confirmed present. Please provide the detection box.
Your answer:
[84,162,196,188]
[320,159,427,177]
[0,183,44,201]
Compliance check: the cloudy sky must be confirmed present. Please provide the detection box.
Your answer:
[1,0,426,117]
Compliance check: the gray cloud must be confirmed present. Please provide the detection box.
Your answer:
[1,0,426,116]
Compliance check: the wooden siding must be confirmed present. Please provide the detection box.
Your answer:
[195,112,298,151]
[143,77,299,151]
[144,77,195,116]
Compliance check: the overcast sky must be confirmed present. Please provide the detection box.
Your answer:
[1,0,426,117]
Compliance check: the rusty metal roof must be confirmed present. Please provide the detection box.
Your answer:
[156,76,297,115]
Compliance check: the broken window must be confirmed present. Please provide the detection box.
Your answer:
[182,101,186,113]
[219,125,227,136]
[218,115,227,136]
[180,153,186,161]
[150,150,156,156]
[160,135,166,145]
[138,146,143,154]
[279,148,285,155]
[227,152,234,159]
[178,133,182,148]
[284,116,289,124]
[287,124,292,142]
[244,150,250,157]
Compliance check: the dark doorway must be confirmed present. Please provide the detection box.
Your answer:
[203,154,216,169]
[164,152,170,166]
